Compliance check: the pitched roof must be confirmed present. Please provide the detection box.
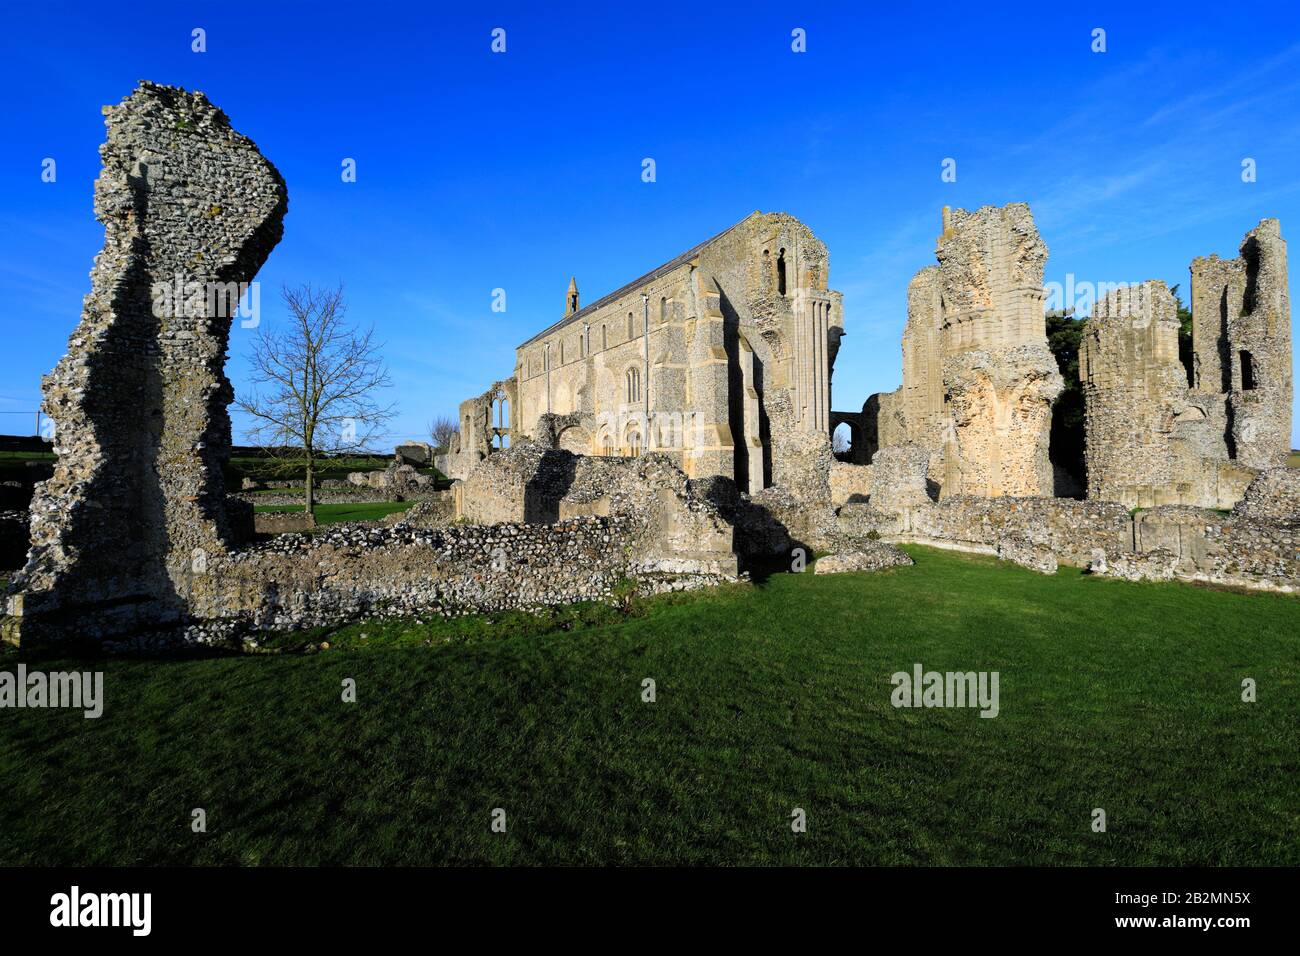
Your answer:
[518,212,759,349]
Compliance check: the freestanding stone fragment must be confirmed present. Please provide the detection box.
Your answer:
[1190,219,1291,470]
[864,204,1063,498]
[3,82,287,645]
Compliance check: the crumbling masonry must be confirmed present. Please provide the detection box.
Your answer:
[5,85,1297,648]
[861,204,1063,498]
[4,83,287,644]
[1079,220,1291,509]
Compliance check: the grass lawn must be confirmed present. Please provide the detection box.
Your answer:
[1289,450,1299,468]
[253,501,416,524]
[0,546,1295,866]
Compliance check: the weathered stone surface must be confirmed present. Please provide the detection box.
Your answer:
[454,440,736,574]
[184,515,734,636]
[829,461,872,505]
[868,443,932,514]
[1080,281,1249,509]
[861,204,1063,499]
[1190,219,1291,470]
[1079,220,1292,510]
[1232,467,1300,526]
[996,536,1058,575]
[394,441,433,466]
[386,489,456,528]
[4,82,287,645]
[813,543,913,574]
[452,213,842,503]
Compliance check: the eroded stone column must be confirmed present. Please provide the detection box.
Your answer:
[4,82,287,645]
[936,204,1063,497]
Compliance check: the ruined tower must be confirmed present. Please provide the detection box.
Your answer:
[1078,220,1291,510]
[1077,282,1242,508]
[3,83,287,645]
[1190,219,1291,469]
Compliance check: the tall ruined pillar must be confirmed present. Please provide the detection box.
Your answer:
[1190,219,1292,470]
[1229,219,1291,468]
[1079,282,1192,507]
[3,82,287,645]
[935,204,1063,497]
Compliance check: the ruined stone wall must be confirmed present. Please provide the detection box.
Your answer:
[4,82,287,645]
[185,515,733,636]
[501,212,843,504]
[936,204,1063,497]
[444,380,514,482]
[1227,220,1292,468]
[1079,282,1239,508]
[828,469,1298,592]
[829,462,872,505]
[861,205,1062,499]
[454,441,736,575]
[1076,219,1292,509]
[1189,220,1291,469]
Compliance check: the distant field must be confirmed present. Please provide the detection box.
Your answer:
[1289,450,1299,468]
[254,501,416,524]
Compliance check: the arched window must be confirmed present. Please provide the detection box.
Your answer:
[777,248,787,296]
[627,429,642,456]
[601,434,614,456]
[626,367,641,404]
[559,340,565,364]
[627,312,634,339]
[602,325,607,350]
[659,296,667,323]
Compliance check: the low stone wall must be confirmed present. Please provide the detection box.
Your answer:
[902,495,1134,567]
[1127,505,1299,593]
[829,470,1299,591]
[184,515,735,634]
[385,490,456,528]
[456,443,737,570]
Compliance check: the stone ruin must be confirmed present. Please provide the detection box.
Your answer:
[1076,219,1290,509]
[4,86,1296,649]
[824,204,1296,590]
[4,82,287,645]
[1,83,748,648]
[861,204,1063,499]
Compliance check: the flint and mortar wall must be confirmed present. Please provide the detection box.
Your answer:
[186,515,731,634]
[4,82,287,645]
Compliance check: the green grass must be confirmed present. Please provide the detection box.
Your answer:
[0,451,55,461]
[1,546,1296,866]
[253,501,415,524]
[1289,450,1299,468]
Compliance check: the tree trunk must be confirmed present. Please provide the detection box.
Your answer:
[305,456,315,515]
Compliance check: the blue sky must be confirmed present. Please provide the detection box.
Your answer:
[2,1,1298,446]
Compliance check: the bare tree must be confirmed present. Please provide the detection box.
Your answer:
[428,415,458,451]
[238,283,395,514]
